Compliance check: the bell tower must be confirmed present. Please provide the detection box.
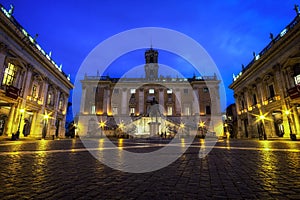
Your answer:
[144,48,159,80]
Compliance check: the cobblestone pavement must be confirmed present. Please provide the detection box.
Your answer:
[0,138,299,200]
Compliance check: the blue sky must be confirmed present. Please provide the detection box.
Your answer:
[1,0,298,111]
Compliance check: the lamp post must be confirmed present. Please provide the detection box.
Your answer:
[99,120,106,137]
[198,121,206,138]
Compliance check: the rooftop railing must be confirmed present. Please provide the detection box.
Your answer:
[0,4,71,82]
[233,12,300,82]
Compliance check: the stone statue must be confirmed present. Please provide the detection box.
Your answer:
[294,4,300,14]
[148,97,161,122]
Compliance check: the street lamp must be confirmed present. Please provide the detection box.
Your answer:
[198,121,206,138]
[99,120,106,137]
[118,121,125,130]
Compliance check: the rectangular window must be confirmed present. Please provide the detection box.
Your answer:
[91,105,96,114]
[184,89,188,94]
[149,89,154,94]
[203,87,209,93]
[59,99,63,110]
[130,107,135,115]
[113,89,119,94]
[206,106,211,115]
[294,74,300,85]
[167,89,172,94]
[269,85,275,98]
[167,106,172,115]
[2,63,17,86]
[32,85,37,97]
[253,94,257,105]
[184,106,190,116]
[47,93,52,105]
[130,89,136,94]
[112,107,118,115]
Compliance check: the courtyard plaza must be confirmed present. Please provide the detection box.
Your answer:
[0,136,299,199]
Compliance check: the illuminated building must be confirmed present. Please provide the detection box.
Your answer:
[0,5,73,139]
[229,6,300,139]
[78,48,222,137]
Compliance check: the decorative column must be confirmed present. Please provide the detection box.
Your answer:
[121,88,128,115]
[193,88,199,115]
[5,104,16,136]
[0,43,8,83]
[80,86,86,113]
[159,88,164,113]
[292,106,300,135]
[21,64,33,99]
[139,88,144,115]
[42,78,50,107]
[29,112,38,138]
[106,88,111,114]
[245,88,255,138]
[234,94,242,139]
[211,86,221,115]
[175,89,181,115]
[103,87,107,115]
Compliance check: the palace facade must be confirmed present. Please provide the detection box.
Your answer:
[229,8,300,140]
[0,5,73,139]
[78,48,222,137]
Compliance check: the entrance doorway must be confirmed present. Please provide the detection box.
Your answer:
[243,119,248,138]
[55,119,60,137]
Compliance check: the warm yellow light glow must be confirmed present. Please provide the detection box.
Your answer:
[118,121,125,130]
[198,121,205,128]
[259,115,265,120]
[181,138,185,148]
[118,138,124,148]
[285,110,290,115]
[99,120,106,129]
[20,109,25,113]
[43,110,52,120]
[180,123,185,129]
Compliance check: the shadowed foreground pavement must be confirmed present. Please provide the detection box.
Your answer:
[0,138,299,199]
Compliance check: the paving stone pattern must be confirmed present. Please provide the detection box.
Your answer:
[0,139,299,199]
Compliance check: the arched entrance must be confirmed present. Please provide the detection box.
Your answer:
[0,114,8,136]
[272,111,285,137]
